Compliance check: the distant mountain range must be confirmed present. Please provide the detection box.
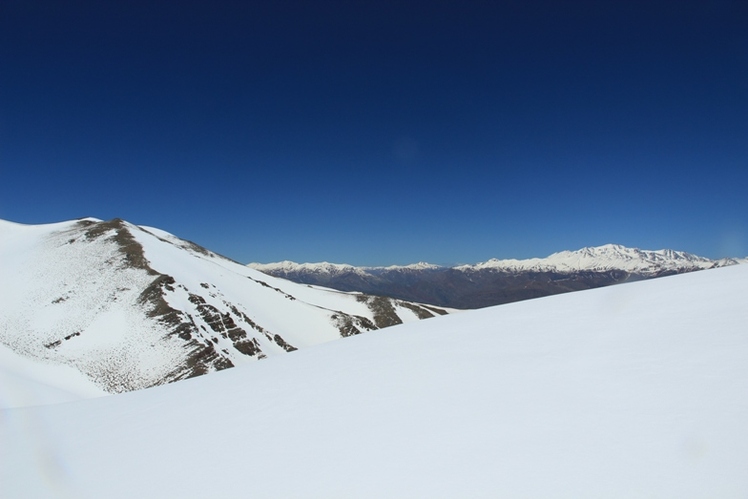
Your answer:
[249,244,747,309]
[0,218,447,395]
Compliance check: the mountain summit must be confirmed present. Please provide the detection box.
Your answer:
[0,218,447,399]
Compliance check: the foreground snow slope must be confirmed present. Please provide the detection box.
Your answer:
[0,343,107,409]
[3,264,748,498]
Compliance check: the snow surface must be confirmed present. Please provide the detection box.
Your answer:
[3,264,747,498]
[0,343,106,409]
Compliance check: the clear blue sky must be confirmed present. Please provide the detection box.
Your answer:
[1,1,746,265]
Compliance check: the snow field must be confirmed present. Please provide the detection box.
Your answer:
[2,263,747,497]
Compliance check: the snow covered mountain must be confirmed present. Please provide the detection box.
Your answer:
[0,218,447,398]
[456,243,742,273]
[252,260,441,276]
[250,244,746,309]
[3,262,747,497]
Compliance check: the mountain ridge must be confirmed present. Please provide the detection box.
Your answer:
[0,217,448,398]
[249,244,747,309]
[250,243,744,274]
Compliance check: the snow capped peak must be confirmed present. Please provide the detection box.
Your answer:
[1,217,448,399]
[458,244,720,274]
[382,262,440,271]
[248,260,366,276]
[249,260,442,275]
[714,256,748,267]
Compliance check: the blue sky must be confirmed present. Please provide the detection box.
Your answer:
[1,1,746,265]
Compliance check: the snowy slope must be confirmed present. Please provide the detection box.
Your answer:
[2,264,747,498]
[0,218,448,398]
[0,343,107,409]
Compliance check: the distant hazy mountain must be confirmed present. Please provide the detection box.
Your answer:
[249,244,746,309]
[0,218,447,397]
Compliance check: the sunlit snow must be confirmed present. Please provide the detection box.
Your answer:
[2,263,747,497]
[0,218,447,395]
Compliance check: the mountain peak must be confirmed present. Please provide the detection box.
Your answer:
[0,217,449,397]
[465,244,717,274]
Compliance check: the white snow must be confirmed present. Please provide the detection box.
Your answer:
[0,343,106,409]
[0,218,447,396]
[3,263,747,498]
[0,219,190,393]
